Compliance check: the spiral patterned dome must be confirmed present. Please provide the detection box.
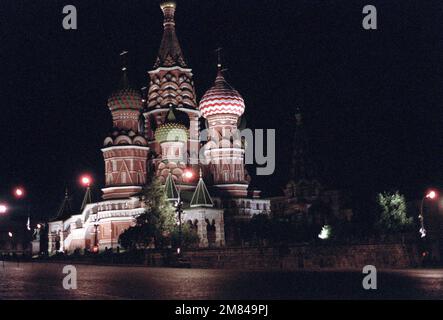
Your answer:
[199,70,245,118]
[107,87,142,112]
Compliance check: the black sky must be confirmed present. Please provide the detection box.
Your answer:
[0,0,442,219]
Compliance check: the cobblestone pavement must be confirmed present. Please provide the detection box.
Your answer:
[0,262,442,300]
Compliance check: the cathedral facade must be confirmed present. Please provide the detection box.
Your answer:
[48,1,270,254]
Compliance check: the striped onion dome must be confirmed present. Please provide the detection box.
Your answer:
[155,107,189,144]
[107,71,142,112]
[199,70,245,118]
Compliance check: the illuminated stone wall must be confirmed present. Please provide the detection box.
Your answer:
[145,243,420,270]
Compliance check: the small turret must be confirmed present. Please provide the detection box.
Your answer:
[190,169,214,208]
[165,172,179,201]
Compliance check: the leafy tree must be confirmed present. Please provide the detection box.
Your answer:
[375,191,413,234]
[170,223,200,248]
[119,178,176,249]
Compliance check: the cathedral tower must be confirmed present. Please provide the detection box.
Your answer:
[102,54,150,200]
[154,107,189,184]
[144,0,200,172]
[284,109,321,200]
[200,66,249,197]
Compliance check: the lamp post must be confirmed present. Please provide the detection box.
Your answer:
[175,169,194,255]
[175,198,184,255]
[0,204,9,266]
[8,232,13,259]
[93,223,99,254]
[419,190,437,239]
[13,186,32,230]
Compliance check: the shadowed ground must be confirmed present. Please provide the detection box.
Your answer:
[0,262,441,300]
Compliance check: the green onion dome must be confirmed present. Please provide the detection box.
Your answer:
[155,122,188,144]
[155,107,189,144]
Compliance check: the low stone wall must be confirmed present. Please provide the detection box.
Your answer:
[149,243,420,270]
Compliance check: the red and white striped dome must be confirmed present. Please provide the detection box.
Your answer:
[199,71,245,118]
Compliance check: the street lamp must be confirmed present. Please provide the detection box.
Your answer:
[13,187,25,198]
[13,186,33,231]
[0,204,8,214]
[174,169,195,255]
[183,170,194,181]
[419,190,438,238]
[81,175,92,187]
[175,197,184,255]
[80,174,93,211]
[93,223,100,254]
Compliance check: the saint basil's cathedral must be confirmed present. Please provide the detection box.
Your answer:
[48,1,271,254]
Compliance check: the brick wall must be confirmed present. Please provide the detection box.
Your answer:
[147,243,420,270]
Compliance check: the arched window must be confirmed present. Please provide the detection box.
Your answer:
[206,219,216,247]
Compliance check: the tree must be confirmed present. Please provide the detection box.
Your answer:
[375,191,413,234]
[119,178,176,250]
[170,224,200,248]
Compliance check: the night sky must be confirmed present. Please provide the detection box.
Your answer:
[0,0,442,220]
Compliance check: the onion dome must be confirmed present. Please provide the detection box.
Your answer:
[107,71,142,112]
[199,70,245,118]
[155,107,189,144]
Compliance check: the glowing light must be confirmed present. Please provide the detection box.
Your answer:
[426,191,437,200]
[0,204,7,214]
[80,175,92,187]
[8,232,12,238]
[177,247,181,255]
[37,224,42,229]
[318,225,331,240]
[92,246,99,253]
[14,187,25,198]
[183,170,194,180]
[420,227,427,238]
